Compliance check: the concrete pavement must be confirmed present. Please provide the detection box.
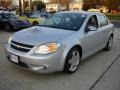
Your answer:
[92,55,120,90]
[90,27,120,90]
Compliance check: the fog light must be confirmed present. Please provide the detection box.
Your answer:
[31,66,46,71]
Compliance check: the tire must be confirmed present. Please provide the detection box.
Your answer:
[105,36,113,51]
[5,24,11,32]
[63,47,81,74]
[33,21,39,25]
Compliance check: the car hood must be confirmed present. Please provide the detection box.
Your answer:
[12,26,75,45]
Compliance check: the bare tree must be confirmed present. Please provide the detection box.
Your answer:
[102,0,120,11]
[1,0,12,8]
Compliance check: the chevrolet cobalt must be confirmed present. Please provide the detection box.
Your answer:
[6,11,114,74]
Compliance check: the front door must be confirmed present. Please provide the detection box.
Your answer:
[82,15,102,58]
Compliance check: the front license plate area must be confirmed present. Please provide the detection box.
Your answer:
[10,54,19,63]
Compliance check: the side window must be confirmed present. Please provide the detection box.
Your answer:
[86,15,98,28]
[98,15,109,27]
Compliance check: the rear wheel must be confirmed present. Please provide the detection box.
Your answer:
[33,21,39,25]
[105,36,113,51]
[63,47,81,74]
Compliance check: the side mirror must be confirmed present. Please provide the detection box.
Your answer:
[85,26,97,32]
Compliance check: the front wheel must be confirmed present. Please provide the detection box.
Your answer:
[63,47,81,74]
[105,36,113,51]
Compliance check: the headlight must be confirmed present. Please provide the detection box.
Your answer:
[8,36,12,44]
[35,43,61,54]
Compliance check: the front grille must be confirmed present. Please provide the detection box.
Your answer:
[10,40,34,52]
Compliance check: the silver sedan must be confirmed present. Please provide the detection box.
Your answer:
[6,11,114,74]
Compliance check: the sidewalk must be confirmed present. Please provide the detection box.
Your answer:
[92,55,120,90]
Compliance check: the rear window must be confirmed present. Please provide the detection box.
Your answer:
[98,15,109,27]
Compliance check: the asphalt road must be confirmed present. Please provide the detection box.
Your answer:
[0,26,120,90]
[111,20,120,28]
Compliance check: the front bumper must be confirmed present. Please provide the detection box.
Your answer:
[5,45,65,73]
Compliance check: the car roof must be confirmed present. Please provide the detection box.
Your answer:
[57,11,103,16]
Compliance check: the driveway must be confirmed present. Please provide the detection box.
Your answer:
[0,27,120,90]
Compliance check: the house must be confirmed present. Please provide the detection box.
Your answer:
[46,3,62,12]
[69,2,83,11]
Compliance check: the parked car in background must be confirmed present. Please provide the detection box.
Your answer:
[6,11,114,74]
[20,13,45,25]
[0,8,16,15]
[40,12,52,19]
[0,13,32,31]
[0,8,5,13]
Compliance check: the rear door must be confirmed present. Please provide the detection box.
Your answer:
[97,14,113,44]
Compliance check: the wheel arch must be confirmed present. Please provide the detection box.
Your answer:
[71,45,82,57]
[110,33,113,38]
[64,44,83,60]
[62,44,83,73]
[59,44,83,71]
[33,21,39,25]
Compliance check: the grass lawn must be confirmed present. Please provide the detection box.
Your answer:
[105,13,120,20]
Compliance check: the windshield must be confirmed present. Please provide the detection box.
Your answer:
[40,13,86,31]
